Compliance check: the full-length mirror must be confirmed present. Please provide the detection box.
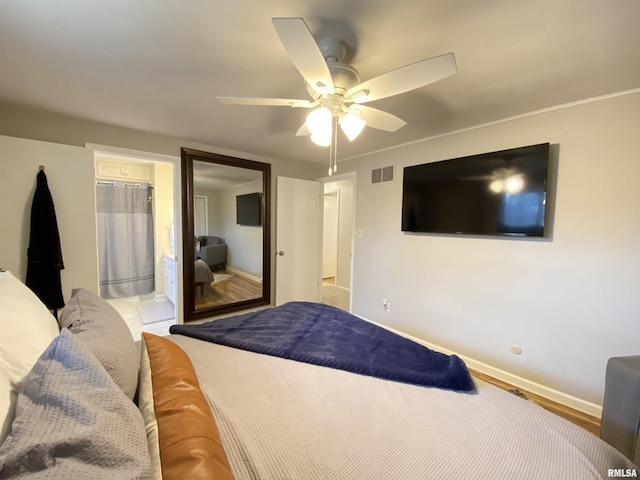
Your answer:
[181,148,271,320]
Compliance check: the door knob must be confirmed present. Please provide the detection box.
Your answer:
[277,251,285,256]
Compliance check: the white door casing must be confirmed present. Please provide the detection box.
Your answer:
[194,195,208,237]
[322,192,339,279]
[275,176,322,305]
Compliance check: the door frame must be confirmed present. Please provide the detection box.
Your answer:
[322,190,339,281]
[318,171,357,311]
[87,143,182,323]
[194,195,208,237]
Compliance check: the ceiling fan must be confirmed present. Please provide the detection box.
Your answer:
[217,17,457,165]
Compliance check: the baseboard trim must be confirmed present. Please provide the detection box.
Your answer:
[356,315,602,418]
[323,283,350,292]
[455,352,602,418]
[226,267,262,284]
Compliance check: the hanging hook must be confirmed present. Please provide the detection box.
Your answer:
[38,165,45,171]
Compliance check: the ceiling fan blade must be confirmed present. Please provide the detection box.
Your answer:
[296,122,311,136]
[272,17,334,95]
[217,97,316,108]
[347,52,457,104]
[351,105,406,132]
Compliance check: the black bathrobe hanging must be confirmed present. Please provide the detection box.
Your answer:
[26,169,65,310]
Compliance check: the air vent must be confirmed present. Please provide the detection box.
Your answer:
[371,165,394,184]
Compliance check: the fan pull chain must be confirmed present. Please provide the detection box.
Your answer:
[333,115,338,174]
[328,115,339,176]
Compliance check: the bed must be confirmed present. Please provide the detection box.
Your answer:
[0,270,637,479]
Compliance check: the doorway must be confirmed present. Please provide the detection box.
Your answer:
[194,195,208,237]
[273,174,355,310]
[93,151,178,339]
[321,174,355,311]
[322,191,339,283]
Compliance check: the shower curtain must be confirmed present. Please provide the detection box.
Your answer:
[96,181,155,299]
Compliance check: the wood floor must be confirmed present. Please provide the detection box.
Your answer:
[470,368,601,435]
[195,270,262,310]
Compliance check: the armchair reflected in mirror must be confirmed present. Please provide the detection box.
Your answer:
[181,148,271,321]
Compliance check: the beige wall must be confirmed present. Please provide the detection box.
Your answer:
[0,135,99,298]
[315,91,640,409]
[0,102,315,181]
[219,179,264,278]
[154,161,175,293]
[194,187,221,236]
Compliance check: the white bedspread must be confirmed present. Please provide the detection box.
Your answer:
[170,334,635,480]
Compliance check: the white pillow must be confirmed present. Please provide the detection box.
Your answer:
[0,270,60,444]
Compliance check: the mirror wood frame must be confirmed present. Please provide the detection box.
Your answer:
[181,147,271,321]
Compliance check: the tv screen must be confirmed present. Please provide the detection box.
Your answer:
[401,143,550,237]
[236,192,262,226]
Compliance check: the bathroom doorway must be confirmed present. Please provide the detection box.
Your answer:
[93,151,177,339]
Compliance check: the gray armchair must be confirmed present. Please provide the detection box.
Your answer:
[601,355,640,466]
[196,236,227,270]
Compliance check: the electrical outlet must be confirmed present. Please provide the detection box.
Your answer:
[382,298,391,312]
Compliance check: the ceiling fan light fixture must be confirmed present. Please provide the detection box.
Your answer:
[306,107,332,133]
[339,111,366,141]
[311,129,332,147]
[505,174,525,194]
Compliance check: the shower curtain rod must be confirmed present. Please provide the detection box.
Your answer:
[95,180,154,188]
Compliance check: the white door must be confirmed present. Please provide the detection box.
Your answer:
[275,176,323,305]
[194,195,208,236]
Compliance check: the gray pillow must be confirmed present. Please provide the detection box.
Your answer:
[0,329,151,479]
[59,288,139,399]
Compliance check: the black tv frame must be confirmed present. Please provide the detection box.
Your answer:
[236,192,262,226]
[401,143,551,238]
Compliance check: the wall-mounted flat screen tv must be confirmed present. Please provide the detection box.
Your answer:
[401,143,550,237]
[236,192,262,226]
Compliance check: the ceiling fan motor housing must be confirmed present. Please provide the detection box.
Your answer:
[318,37,348,62]
[328,62,360,95]
[306,60,360,99]
[302,37,359,98]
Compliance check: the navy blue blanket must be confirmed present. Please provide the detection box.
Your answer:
[170,302,474,392]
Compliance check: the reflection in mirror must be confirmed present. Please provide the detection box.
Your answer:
[182,149,270,321]
[193,161,263,310]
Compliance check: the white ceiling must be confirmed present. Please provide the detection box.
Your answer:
[1,1,639,166]
[193,159,262,191]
